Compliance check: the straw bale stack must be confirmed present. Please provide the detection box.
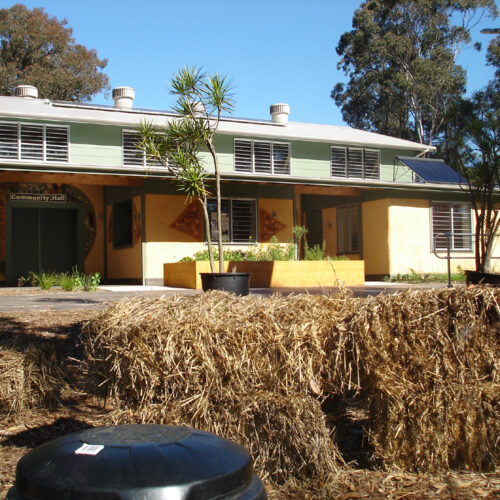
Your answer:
[0,340,64,418]
[82,286,499,481]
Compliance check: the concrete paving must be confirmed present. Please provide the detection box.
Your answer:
[0,282,449,312]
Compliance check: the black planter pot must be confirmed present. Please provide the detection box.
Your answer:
[200,272,250,296]
[465,270,500,286]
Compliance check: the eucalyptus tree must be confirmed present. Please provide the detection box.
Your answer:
[0,4,109,100]
[332,0,497,146]
[444,85,499,273]
[137,67,234,273]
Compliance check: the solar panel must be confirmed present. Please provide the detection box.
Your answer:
[398,157,466,184]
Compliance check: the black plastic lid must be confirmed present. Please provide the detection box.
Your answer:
[8,424,266,500]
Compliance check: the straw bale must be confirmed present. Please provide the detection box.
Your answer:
[110,390,340,483]
[82,286,499,479]
[0,340,65,418]
[347,287,499,471]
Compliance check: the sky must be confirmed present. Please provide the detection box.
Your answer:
[8,0,500,126]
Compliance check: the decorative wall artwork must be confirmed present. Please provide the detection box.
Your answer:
[259,208,286,242]
[170,201,203,241]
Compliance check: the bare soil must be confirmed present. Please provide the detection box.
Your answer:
[0,309,498,499]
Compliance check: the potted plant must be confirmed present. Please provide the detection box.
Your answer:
[137,66,250,295]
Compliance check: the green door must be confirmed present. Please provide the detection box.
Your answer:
[11,207,79,283]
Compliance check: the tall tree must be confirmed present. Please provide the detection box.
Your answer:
[0,4,109,101]
[332,0,497,146]
[445,86,499,273]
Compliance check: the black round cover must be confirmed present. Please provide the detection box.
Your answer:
[200,273,251,296]
[8,424,266,500]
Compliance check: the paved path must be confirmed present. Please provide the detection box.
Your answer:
[0,283,449,312]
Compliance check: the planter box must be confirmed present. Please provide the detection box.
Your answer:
[465,270,500,286]
[164,260,365,289]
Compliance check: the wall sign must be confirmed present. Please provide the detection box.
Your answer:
[9,193,67,203]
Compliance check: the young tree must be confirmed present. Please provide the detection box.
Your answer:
[332,0,497,146]
[137,67,234,273]
[0,4,109,101]
[447,86,499,273]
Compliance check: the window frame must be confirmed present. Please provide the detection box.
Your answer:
[430,201,472,252]
[122,129,170,168]
[234,138,291,175]
[330,145,380,180]
[0,120,69,163]
[207,197,257,244]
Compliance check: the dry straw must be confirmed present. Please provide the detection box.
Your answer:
[0,340,64,418]
[82,287,499,483]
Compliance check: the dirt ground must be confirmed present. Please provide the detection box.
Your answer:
[0,308,499,499]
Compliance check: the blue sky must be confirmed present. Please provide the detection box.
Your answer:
[10,0,500,125]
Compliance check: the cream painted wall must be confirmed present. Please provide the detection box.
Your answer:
[106,195,142,279]
[387,199,500,275]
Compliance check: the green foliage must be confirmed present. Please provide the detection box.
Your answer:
[443,84,500,272]
[304,240,327,261]
[0,4,109,100]
[384,268,466,284]
[78,272,101,292]
[18,268,101,291]
[333,0,497,145]
[20,271,58,290]
[59,271,80,291]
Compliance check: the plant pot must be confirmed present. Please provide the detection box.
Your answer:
[465,270,500,286]
[200,272,250,296]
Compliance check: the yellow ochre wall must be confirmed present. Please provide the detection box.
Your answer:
[362,199,391,276]
[257,198,294,242]
[144,194,295,282]
[322,207,337,257]
[106,195,142,279]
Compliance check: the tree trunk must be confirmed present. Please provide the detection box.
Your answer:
[200,197,216,273]
[208,142,224,273]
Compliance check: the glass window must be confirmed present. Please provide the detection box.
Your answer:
[431,202,472,251]
[331,146,380,180]
[235,139,291,175]
[207,198,256,243]
[0,121,68,162]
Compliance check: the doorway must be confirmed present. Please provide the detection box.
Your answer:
[9,206,81,284]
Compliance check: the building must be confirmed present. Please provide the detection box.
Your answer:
[0,85,496,286]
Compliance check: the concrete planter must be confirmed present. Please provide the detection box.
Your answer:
[164,260,365,289]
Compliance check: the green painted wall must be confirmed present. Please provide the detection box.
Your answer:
[0,116,425,184]
[70,124,122,167]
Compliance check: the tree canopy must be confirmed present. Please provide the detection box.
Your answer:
[0,4,109,101]
[332,0,497,146]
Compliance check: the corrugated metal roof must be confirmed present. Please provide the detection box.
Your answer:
[398,156,465,184]
[0,95,434,152]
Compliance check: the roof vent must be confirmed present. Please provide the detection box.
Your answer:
[112,86,135,109]
[270,103,290,124]
[15,85,38,99]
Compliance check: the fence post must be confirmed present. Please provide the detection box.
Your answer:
[446,232,452,288]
